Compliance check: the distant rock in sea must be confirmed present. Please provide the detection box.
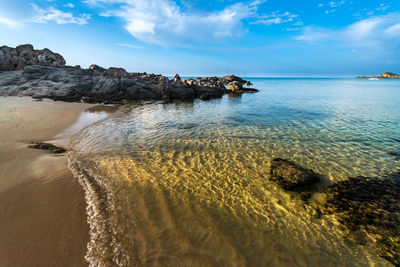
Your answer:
[0,44,257,103]
[356,72,400,79]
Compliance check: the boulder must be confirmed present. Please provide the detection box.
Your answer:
[220,75,251,85]
[104,67,129,79]
[89,64,105,72]
[199,93,212,101]
[270,158,320,190]
[173,74,181,82]
[0,45,65,71]
[227,81,243,91]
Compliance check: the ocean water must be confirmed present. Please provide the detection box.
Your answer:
[68,78,400,266]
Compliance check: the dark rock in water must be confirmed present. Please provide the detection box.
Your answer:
[324,174,400,266]
[28,142,67,153]
[199,93,212,101]
[270,158,320,190]
[241,88,259,93]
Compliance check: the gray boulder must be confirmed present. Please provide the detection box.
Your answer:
[0,44,65,71]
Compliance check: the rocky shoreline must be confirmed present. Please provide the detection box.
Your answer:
[0,44,258,104]
[357,72,400,79]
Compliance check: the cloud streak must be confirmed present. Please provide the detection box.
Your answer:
[297,13,400,50]
[0,16,21,28]
[31,4,91,25]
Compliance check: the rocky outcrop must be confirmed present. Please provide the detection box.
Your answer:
[0,45,259,103]
[379,72,400,79]
[356,72,400,79]
[269,158,320,190]
[0,44,65,70]
[220,75,252,86]
[324,173,400,266]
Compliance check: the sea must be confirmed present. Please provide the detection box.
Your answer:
[68,78,400,266]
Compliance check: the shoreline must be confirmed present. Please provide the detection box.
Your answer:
[0,97,96,266]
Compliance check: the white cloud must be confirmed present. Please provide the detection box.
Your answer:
[296,26,331,43]
[31,4,91,25]
[64,3,75,8]
[385,23,400,36]
[328,1,345,8]
[0,16,21,28]
[251,11,298,26]
[377,3,390,12]
[83,0,266,45]
[117,43,144,49]
[296,13,400,49]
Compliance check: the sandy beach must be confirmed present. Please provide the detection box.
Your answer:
[0,97,93,267]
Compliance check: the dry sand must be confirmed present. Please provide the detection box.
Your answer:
[0,97,94,267]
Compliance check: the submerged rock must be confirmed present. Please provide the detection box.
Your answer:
[28,142,67,153]
[324,174,400,266]
[270,158,320,190]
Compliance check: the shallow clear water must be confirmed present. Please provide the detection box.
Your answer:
[69,78,400,266]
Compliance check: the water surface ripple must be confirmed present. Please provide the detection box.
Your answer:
[69,78,400,266]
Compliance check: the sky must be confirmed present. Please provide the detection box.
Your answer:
[0,0,399,77]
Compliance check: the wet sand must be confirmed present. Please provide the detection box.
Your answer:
[0,97,93,267]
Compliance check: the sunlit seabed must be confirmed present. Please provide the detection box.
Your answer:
[68,78,400,266]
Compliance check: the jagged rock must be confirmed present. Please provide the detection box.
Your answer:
[324,173,400,266]
[173,74,181,82]
[220,75,252,86]
[0,44,65,71]
[104,67,129,79]
[89,64,105,72]
[270,158,320,190]
[227,81,243,91]
[0,44,256,103]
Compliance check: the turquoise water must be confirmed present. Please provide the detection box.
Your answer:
[69,78,400,266]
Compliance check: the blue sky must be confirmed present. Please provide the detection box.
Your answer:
[0,0,399,76]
